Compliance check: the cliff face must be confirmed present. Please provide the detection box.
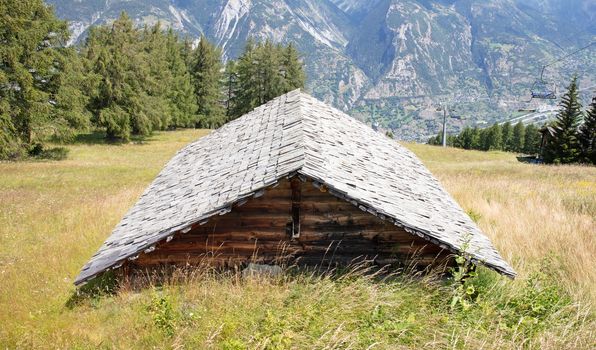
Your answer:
[48,0,596,139]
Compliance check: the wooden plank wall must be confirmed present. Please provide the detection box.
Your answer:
[132,178,452,271]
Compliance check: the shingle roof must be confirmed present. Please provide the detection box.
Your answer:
[75,89,516,285]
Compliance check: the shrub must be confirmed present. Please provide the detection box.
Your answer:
[29,143,70,160]
[147,293,178,336]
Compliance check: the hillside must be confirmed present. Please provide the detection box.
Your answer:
[0,130,594,348]
[45,0,596,139]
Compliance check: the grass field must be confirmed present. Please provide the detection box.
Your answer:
[0,129,594,349]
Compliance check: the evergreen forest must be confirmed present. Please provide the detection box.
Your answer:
[0,2,305,159]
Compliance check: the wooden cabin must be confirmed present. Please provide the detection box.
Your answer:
[75,90,515,286]
[133,177,450,269]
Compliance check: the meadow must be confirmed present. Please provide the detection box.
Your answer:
[0,129,594,349]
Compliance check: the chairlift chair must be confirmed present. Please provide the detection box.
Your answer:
[530,65,556,100]
[530,79,556,100]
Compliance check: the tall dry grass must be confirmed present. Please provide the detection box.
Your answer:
[0,130,593,349]
[406,144,595,302]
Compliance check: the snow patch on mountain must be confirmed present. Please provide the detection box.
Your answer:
[330,0,364,13]
[330,0,382,16]
[214,0,251,50]
[168,5,185,30]
[288,4,348,48]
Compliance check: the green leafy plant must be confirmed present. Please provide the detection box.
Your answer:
[147,294,177,336]
[502,257,573,336]
[448,241,478,311]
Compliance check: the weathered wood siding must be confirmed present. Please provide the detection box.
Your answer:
[132,178,452,270]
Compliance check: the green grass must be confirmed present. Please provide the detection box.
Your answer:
[0,130,594,349]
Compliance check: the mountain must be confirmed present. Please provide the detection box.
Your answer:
[46,0,596,140]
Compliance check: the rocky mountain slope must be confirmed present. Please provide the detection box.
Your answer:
[47,0,596,140]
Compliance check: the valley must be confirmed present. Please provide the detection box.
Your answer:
[47,0,596,139]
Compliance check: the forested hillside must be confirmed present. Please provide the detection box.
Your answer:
[45,0,596,139]
[0,1,304,159]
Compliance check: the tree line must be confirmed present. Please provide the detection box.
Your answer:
[429,76,596,165]
[428,120,543,155]
[1,1,305,160]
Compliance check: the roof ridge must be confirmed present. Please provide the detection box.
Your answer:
[278,89,307,171]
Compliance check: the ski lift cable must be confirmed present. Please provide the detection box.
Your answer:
[539,41,596,79]
[578,83,596,92]
[527,41,594,100]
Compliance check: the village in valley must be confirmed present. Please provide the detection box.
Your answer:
[1,0,595,349]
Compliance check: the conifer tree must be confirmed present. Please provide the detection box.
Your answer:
[85,13,199,138]
[259,41,284,102]
[455,127,475,149]
[223,60,239,119]
[501,122,513,151]
[141,22,173,131]
[484,123,503,150]
[0,0,80,158]
[231,40,307,119]
[579,96,596,164]
[523,124,540,155]
[190,35,225,128]
[469,127,481,149]
[282,43,306,92]
[478,128,489,150]
[511,121,525,153]
[165,28,198,128]
[543,76,582,164]
[233,39,260,117]
[86,12,150,140]
[180,37,194,68]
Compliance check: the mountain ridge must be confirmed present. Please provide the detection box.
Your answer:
[46,0,596,140]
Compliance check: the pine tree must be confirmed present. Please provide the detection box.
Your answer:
[233,39,260,117]
[86,12,149,140]
[223,60,239,120]
[180,37,194,68]
[0,0,82,158]
[478,128,489,150]
[259,41,284,102]
[543,76,582,164]
[281,42,306,92]
[456,127,475,149]
[50,48,93,139]
[85,13,196,139]
[141,22,173,131]
[230,40,307,119]
[190,35,225,128]
[469,127,481,150]
[523,124,541,155]
[579,96,596,164]
[484,123,503,150]
[165,28,198,128]
[501,122,513,151]
[511,122,525,153]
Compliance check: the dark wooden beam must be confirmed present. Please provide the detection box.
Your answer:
[290,177,301,240]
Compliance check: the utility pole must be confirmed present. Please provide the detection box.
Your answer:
[442,105,447,147]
